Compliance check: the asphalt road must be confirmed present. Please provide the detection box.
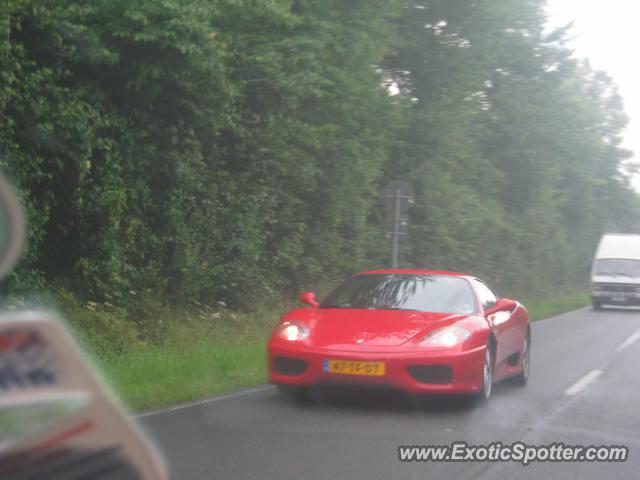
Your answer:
[139,307,640,479]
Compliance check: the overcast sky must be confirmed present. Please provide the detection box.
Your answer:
[546,1,639,183]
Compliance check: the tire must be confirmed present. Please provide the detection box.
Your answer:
[592,300,602,310]
[276,384,311,404]
[475,344,494,404]
[513,331,530,387]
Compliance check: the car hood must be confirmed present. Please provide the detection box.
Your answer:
[291,308,466,349]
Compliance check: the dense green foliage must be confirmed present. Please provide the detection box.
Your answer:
[1,0,638,326]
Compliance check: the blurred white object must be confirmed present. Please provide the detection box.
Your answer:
[0,311,167,479]
[0,174,25,279]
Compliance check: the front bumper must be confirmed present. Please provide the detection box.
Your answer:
[268,342,487,394]
[592,291,640,305]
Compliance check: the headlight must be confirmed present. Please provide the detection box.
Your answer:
[420,326,471,348]
[278,321,310,341]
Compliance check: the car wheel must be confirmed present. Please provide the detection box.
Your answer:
[476,345,494,403]
[277,384,311,404]
[513,332,530,386]
[592,300,602,310]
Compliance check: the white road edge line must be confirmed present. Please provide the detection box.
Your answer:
[134,385,273,419]
[615,328,640,353]
[564,370,602,396]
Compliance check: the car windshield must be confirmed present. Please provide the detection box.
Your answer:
[594,259,640,277]
[320,274,477,314]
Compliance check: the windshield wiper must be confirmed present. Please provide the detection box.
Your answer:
[320,304,351,309]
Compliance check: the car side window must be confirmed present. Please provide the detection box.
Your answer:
[472,279,498,311]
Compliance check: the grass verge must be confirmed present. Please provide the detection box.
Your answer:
[524,291,590,321]
[90,291,590,412]
[98,338,268,411]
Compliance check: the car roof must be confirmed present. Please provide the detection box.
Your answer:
[357,269,473,279]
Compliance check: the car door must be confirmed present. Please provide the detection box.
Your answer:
[472,279,511,366]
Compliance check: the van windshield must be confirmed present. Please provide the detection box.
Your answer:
[594,259,640,277]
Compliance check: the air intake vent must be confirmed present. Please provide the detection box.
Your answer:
[407,365,452,384]
[273,356,308,376]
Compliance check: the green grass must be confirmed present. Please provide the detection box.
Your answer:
[524,291,590,321]
[82,303,284,412]
[98,338,268,411]
[89,292,590,412]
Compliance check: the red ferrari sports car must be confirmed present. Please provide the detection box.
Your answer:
[268,270,530,402]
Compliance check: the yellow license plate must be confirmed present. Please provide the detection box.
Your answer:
[324,359,385,376]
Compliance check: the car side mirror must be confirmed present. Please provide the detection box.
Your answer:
[299,291,319,308]
[485,298,517,316]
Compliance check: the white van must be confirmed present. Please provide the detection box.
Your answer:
[591,233,640,309]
